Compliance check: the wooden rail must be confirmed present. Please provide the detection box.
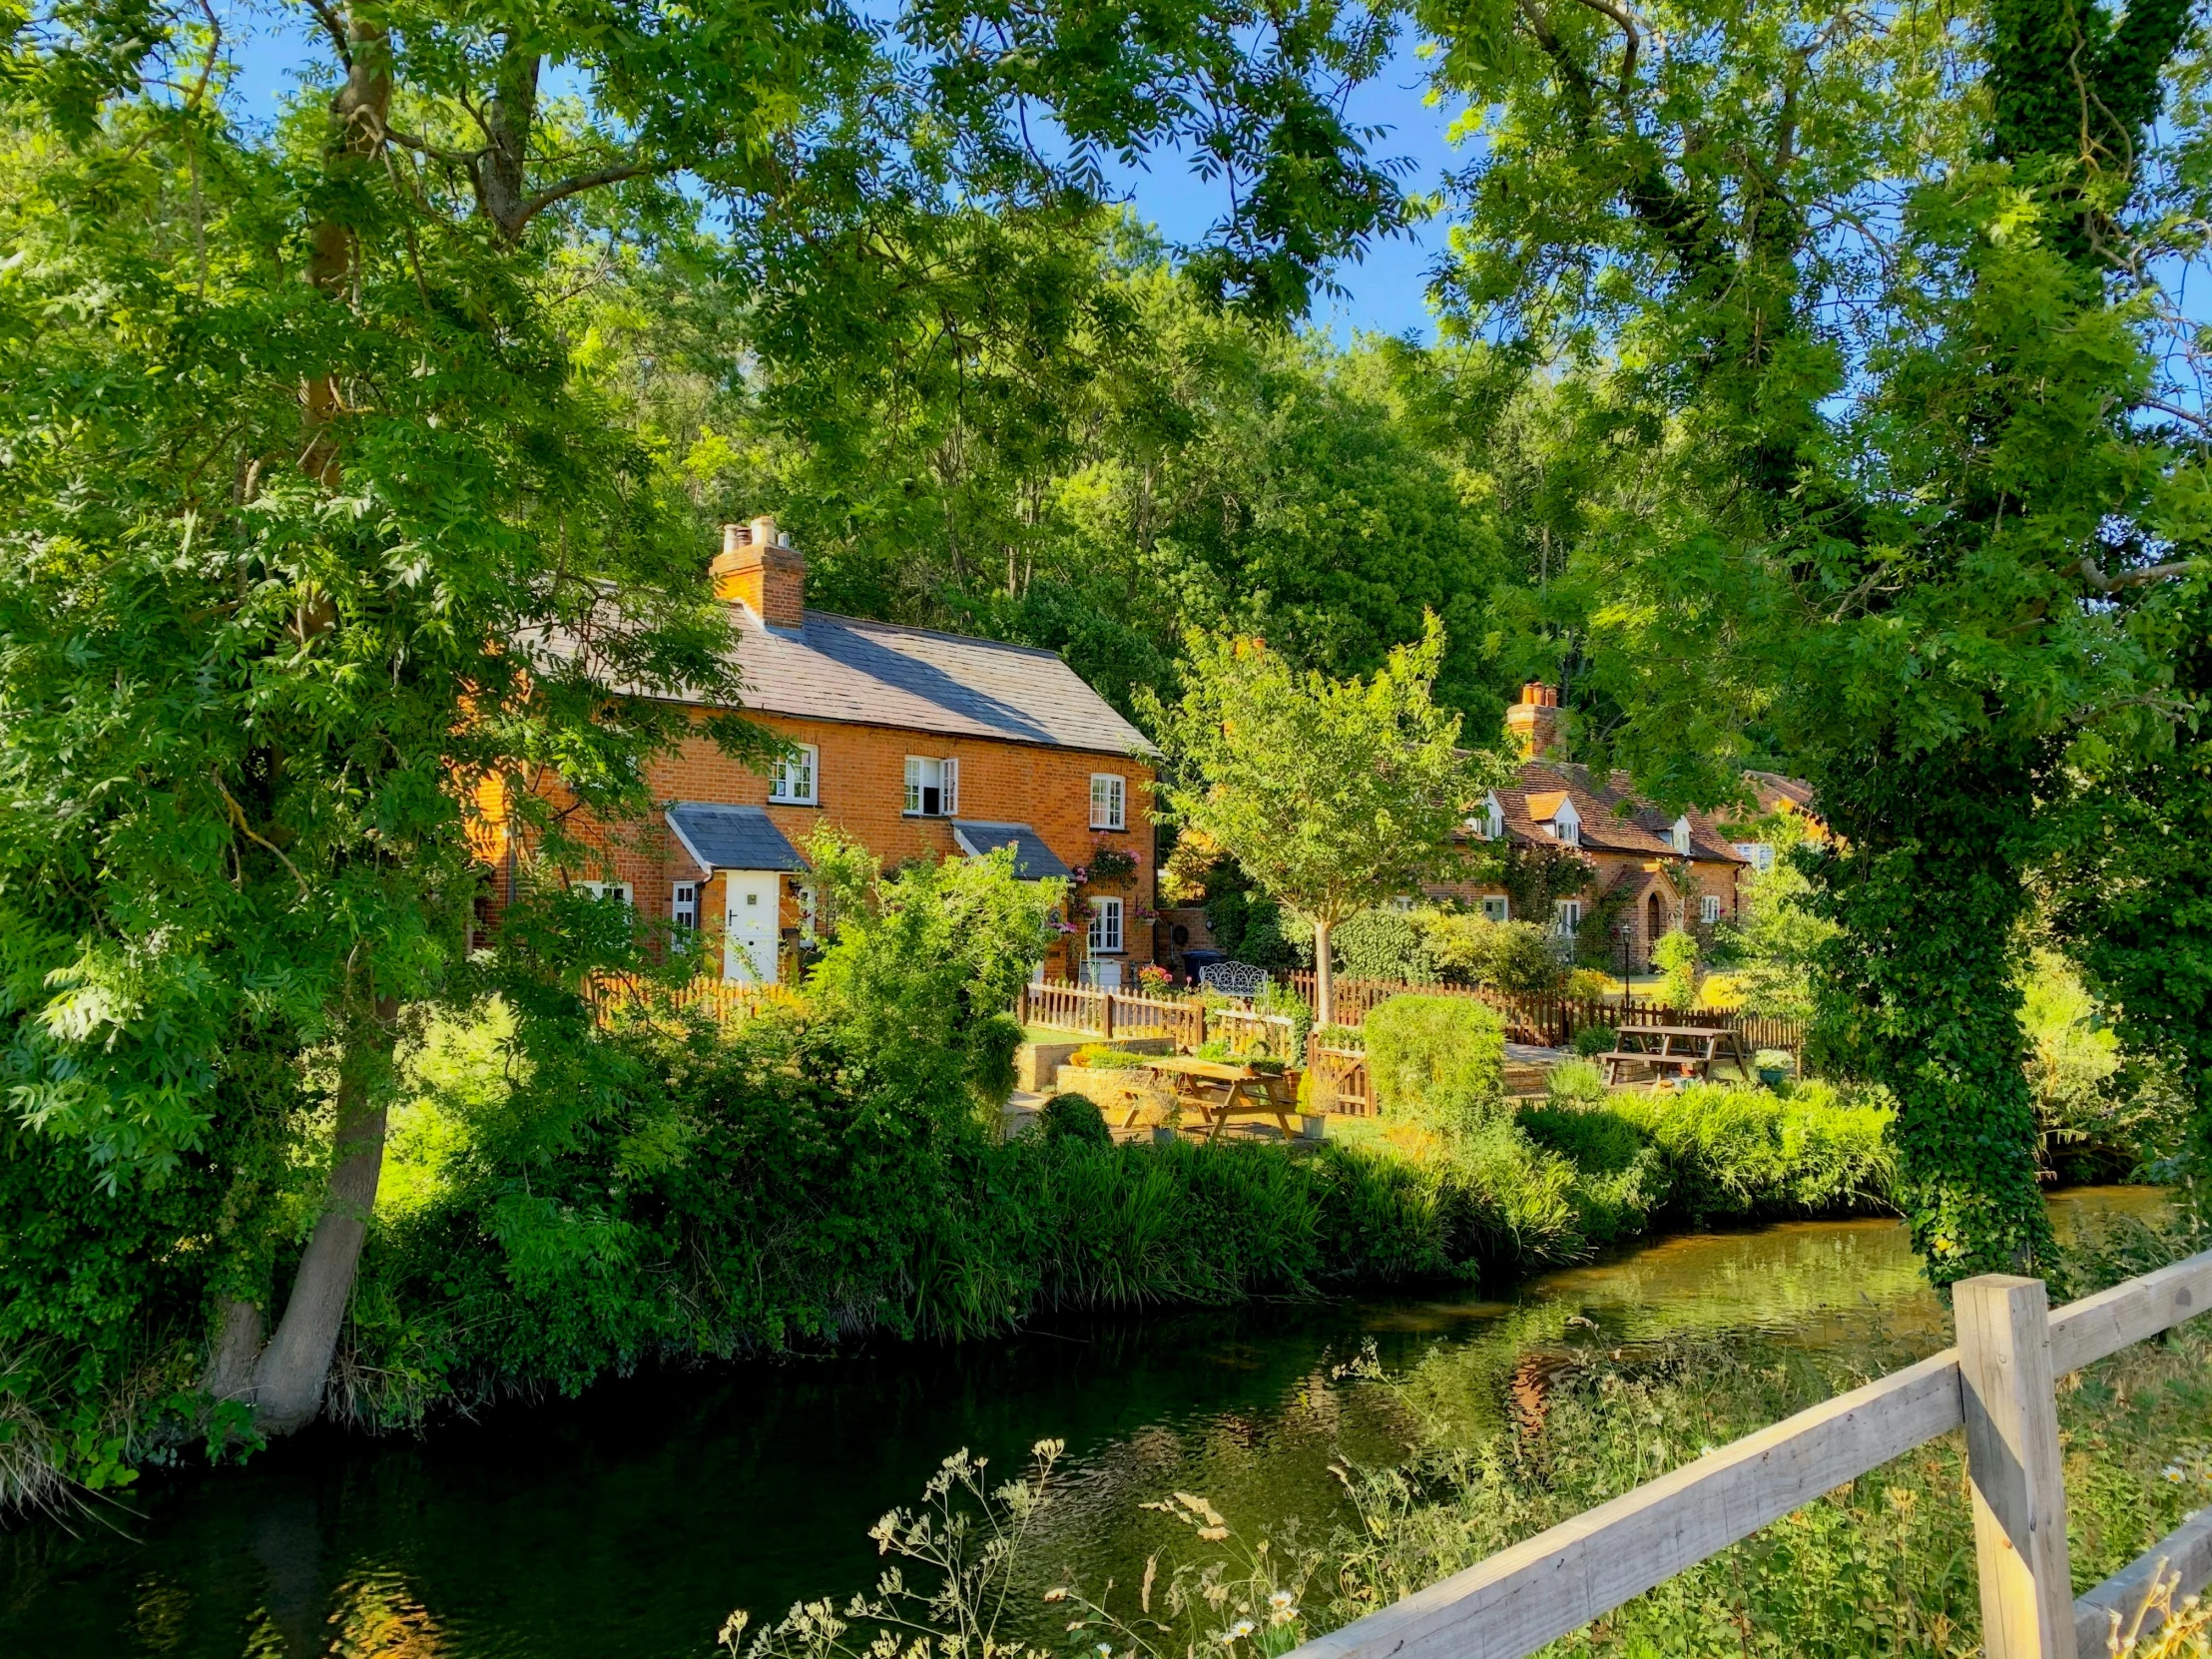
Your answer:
[1290,1249,2212,1659]
[1286,972,1803,1057]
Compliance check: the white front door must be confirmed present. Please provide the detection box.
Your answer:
[724,871,782,985]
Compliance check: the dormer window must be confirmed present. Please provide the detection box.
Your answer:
[1549,798,1581,847]
[1671,816,1693,855]
[1466,793,1506,841]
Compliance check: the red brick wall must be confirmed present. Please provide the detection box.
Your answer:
[515,712,1156,978]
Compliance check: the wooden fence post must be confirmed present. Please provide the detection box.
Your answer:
[1100,988,1115,1042]
[1956,1274,2077,1659]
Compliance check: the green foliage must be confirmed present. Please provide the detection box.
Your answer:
[1710,819,1835,1019]
[1141,620,1502,1023]
[1361,996,1507,1134]
[1199,860,1308,972]
[1419,915,1566,995]
[1038,1094,1111,1147]
[1544,1059,1609,1107]
[1570,1024,1618,1059]
[1068,1047,1154,1071]
[808,846,1060,1111]
[1333,909,1439,983]
[1651,930,1703,1010]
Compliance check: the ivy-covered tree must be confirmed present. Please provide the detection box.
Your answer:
[1418,0,2206,1281]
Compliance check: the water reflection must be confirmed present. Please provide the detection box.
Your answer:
[0,1190,2168,1659]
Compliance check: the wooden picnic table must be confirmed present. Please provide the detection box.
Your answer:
[1595,1024,1753,1088]
[1137,1055,1303,1142]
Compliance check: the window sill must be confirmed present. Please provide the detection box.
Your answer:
[1089,824,1128,833]
[768,799,821,810]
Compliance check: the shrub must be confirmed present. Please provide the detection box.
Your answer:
[1652,929,1703,1009]
[1069,1045,1153,1070]
[1039,1093,1110,1147]
[1422,914,1566,994]
[1571,1023,1618,1059]
[1254,979,1315,1064]
[1610,1081,1896,1224]
[1363,995,1507,1133]
[1334,908,1438,982]
[1546,1058,1610,1107]
[1754,1048,1796,1074]
[1564,967,1616,1000]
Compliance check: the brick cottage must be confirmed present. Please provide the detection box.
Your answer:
[1437,684,1757,969]
[498,517,1159,987]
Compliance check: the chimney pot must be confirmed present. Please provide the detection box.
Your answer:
[712,514,806,629]
[1505,683,1563,759]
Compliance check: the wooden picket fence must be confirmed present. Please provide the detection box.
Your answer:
[1289,1249,2212,1659]
[583,972,790,1027]
[1288,972,1804,1058]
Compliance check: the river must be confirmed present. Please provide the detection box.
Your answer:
[0,1187,2168,1658]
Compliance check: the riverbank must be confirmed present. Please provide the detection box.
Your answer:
[1,1190,2170,1657]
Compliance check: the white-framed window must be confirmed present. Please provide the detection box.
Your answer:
[1734,840,1776,873]
[1089,773,1127,830]
[1088,895,1125,955]
[1671,816,1693,855]
[1553,898,1582,936]
[1480,894,1510,923]
[1466,793,1506,841]
[672,881,699,931]
[1549,798,1581,847]
[771,744,819,805]
[1701,894,1724,925]
[576,880,632,905]
[903,755,958,817]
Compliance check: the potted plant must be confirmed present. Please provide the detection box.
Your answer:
[1755,1049,1796,1088]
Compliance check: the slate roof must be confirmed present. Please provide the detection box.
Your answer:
[951,822,1073,881]
[723,610,1157,758]
[665,803,809,872]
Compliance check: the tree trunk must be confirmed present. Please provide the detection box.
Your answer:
[242,1001,399,1436]
[1311,917,1334,1029]
[203,1298,265,1403]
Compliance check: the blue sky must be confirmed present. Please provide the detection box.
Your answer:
[213,2,1468,341]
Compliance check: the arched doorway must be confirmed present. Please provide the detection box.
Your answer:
[1645,891,1663,964]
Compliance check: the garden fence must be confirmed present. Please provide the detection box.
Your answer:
[1288,972,1803,1057]
[1285,1248,2212,1659]
[584,972,789,1027]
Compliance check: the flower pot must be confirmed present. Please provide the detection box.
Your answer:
[1759,1067,1786,1088]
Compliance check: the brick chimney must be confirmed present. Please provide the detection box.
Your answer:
[712,516,806,630]
[1503,682,1562,759]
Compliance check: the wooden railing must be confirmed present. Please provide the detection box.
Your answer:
[1308,1045,1373,1115]
[1288,972,1804,1057]
[584,973,789,1027]
[1290,1251,2212,1659]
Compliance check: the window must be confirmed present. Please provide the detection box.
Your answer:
[1734,840,1776,873]
[1090,773,1126,830]
[576,880,632,905]
[771,744,819,805]
[1701,894,1724,925]
[1548,799,1581,847]
[1467,793,1506,841]
[1480,895,1510,923]
[672,882,699,931]
[1671,816,1693,855]
[1089,895,1125,954]
[903,755,959,817]
[1553,898,1582,936]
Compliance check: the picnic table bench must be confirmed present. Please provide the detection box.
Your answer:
[1134,1056,1303,1142]
[1594,1024,1752,1088]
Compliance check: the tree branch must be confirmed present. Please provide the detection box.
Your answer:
[515,161,670,228]
[2079,555,2203,592]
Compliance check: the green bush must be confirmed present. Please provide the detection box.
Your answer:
[1362,995,1507,1133]
[1069,1045,1153,1070]
[1334,908,1437,982]
[1422,914,1566,994]
[1652,929,1702,1009]
[1570,1023,1618,1059]
[1039,1093,1110,1146]
[1610,1081,1896,1225]
[1546,1058,1609,1106]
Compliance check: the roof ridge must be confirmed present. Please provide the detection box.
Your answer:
[803,609,1070,661]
